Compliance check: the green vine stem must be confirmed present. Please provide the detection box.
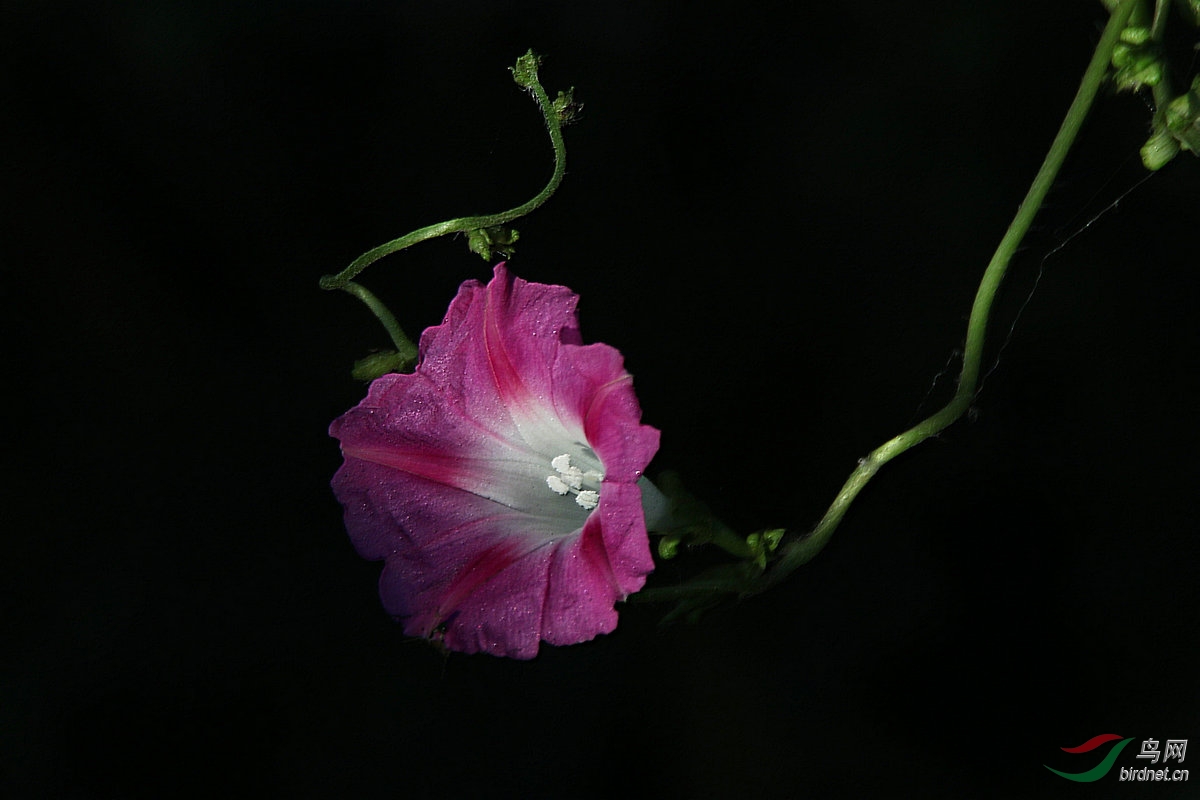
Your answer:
[762,0,1139,586]
[319,50,570,291]
[339,280,420,379]
[638,0,1140,607]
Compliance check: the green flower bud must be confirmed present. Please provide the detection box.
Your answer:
[1164,77,1200,154]
[1141,124,1181,170]
[762,529,785,552]
[658,535,682,560]
[552,87,583,126]
[1119,26,1151,45]
[467,224,520,261]
[351,349,416,381]
[510,49,542,90]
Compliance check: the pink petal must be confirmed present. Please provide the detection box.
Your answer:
[330,264,659,658]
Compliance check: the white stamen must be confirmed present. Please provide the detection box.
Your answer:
[561,466,583,489]
[544,453,604,510]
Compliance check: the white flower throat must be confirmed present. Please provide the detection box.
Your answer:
[545,452,604,510]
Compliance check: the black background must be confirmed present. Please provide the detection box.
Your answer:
[6,1,1199,797]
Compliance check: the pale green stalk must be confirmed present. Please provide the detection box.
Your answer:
[636,0,1141,607]
[319,51,568,291]
[760,0,1140,588]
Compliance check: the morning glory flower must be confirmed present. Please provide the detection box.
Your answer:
[330,264,660,658]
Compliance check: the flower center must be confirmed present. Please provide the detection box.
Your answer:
[544,452,604,510]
